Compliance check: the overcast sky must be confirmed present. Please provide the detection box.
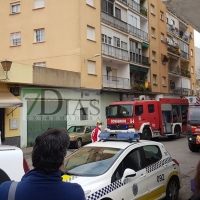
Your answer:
[194,30,200,48]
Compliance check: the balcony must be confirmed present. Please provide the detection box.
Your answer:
[102,43,129,61]
[128,24,148,42]
[167,44,181,56]
[130,54,150,66]
[131,80,151,92]
[168,66,181,75]
[140,6,147,17]
[179,30,189,42]
[180,50,189,60]
[169,86,192,96]
[101,11,128,33]
[103,75,130,89]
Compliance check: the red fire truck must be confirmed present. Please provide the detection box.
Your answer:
[187,105,200,152]
[105,97,189,140]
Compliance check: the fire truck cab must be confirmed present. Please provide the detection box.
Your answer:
[105,97,189,140]
[187,105,200,152]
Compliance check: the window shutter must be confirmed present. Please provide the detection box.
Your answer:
[34,0,44,8]
[87,26,95,41]
[86,0,94,6]
[87,61,95,74]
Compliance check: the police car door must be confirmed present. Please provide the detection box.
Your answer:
[111,147,148,200]
[142,145,165,199]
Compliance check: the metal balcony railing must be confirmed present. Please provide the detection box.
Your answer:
[168,66,181,75]
[127,0,140,12]
[167,44,181,56]
[180,50,189,60]
[129,54,150,66]
[102,43,129,61]
[169,86,192,96]
[103,75,130,89]
[140,6,147,17]
[131,80,151,92]
[179,30,189,42]
[101,11,128,33]
[128,24,148,42]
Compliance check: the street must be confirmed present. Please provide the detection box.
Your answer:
[23,134,200,200]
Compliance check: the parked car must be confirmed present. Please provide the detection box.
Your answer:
[68,125,95,148]
[62,132,181,200]
[0,145,29,184]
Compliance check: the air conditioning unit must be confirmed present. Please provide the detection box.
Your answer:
[171,25,175,30]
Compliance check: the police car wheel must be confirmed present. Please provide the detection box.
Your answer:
[174,126,181,139]
[76,139,82,149]
[188,143,199,152]
[165,176,179,200]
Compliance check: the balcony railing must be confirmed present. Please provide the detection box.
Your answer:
[169,86,192,96]
[167,44,181,56]
[102,43,129,61]
[127,0,140,12]
[179,30,189,42]
[181,69,191,78]
[129,54,150,66]
[168,66,181,75]
[180,50,189,60]
[131,80,151,92]
[101,11,128,33]
[140,6,147,17]
[128,24,148,42]
[103,75,130,89]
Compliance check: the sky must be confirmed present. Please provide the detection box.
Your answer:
[194,30,200,48]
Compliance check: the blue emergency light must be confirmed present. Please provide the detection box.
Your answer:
[99,132,140,142]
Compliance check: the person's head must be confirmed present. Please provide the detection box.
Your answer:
[96,120,103,128]
[32,128,70,173]
[194,160,200,193]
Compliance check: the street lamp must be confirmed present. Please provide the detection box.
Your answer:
[84,54,101,62]
[0,60,12,80]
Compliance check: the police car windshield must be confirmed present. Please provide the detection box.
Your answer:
[107,104,133,118]
[62,147,123,176]
[188,107,200,124]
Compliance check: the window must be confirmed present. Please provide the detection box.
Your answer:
[161,33,164,41]
[86,0,94,7]
[87,26,95,41]
[111,148,142,182]
[11,2,20,14]
[191,49,193,56]
[80,107,88,120]
[171,19,175,25]
[34,0,44,9]
[112,68,117,81]
[152,51,156,61]
[150,4,155,14]
[11,32,21,46]
[121,41,127,49]
[160,11,164,20]
[191,66,194,73]
[143,145,162,166]
[101,0,114,15]
[34,29,45,42]
[135,105,143,116]
[115,7,121,19]
[148,104,155,113]
[102,34,107,43]
[153,74,157,84]
[113,37,120,47]
[162,76,166,85]
[87,61,95,75]
[166,17,168,24]
[108,37,112,45]
[33,62,46,67]
[151,27,155,37]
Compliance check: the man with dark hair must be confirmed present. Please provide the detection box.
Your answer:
[0,129,85,200]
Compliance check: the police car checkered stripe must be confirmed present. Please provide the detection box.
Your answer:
[86,179,127,200]
[146,157,172,173]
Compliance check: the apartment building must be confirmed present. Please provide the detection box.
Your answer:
[0,0,196,147]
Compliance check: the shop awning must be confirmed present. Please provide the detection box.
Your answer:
[0,91,23,108]
[130,65,149,73]
[142,43,149,48]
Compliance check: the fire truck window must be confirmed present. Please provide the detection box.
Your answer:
[181,105,188,125]
[148,104,155,113]
[172,105,181,123]
[135,105,143,116]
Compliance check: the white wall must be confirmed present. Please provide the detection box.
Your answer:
[140,20,148,33]
[166,12,179,29]
[182,77,191,88]
[128,11,140,29]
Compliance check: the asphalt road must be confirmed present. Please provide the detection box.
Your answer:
[23,134,200,200]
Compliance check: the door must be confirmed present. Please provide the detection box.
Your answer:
[161,104,172,133]
[142,145,165,200]
[146,103,159,130]
[134,104,145,130]
[111,147,148,200]
[84,126,93,142]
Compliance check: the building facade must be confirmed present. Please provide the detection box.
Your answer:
[0,0,197,147]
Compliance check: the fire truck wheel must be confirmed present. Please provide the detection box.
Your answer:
[188,143,199,152]
[142,128,152,140]
[174,126,181,139]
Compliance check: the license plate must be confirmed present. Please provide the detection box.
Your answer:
[196,135,200,144]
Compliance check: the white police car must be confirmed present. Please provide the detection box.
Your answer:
[61,132,181,200]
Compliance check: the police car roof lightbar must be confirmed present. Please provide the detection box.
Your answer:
[99,132,140,143]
